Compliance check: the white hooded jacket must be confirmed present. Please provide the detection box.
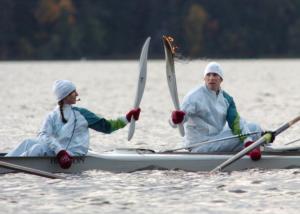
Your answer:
[38,105,90,155]
[181,85,252,148]
[6,105,127,157]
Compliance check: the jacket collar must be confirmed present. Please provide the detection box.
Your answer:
[204,85,222,97]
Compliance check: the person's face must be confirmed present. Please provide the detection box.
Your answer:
[63,90,78,105]
[204,73,223,92]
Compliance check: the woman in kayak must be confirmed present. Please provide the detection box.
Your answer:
[6,80,140,169]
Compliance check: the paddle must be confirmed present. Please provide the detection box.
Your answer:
[128,37,151,141]
[162,36,185,136]
[162,131,261,153]
[211,115,300,173]
[0,160,63,179]
[284,137,300,146]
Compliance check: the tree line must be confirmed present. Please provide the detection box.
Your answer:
[1,0,300,60]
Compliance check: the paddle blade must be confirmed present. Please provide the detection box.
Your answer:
[0,160,63,179]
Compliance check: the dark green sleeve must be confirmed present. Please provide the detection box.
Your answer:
[223,91,246,142]
[73,107,126,134]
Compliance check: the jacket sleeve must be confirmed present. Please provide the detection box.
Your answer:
[38,113,63,154]
[179,94,198,124]
[74,107,127,134]
[223,92,251,142]
[181,98,197,116]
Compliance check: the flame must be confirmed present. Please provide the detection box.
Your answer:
[165,36,178,55]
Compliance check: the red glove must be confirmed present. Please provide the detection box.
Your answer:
[244,141,261,161]
[56,150,73,169]
[171,110,185,124]
[126,108,141,122]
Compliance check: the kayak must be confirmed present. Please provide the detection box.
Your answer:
[1,146,300,174]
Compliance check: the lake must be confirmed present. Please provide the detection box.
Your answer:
[0,59,300,213]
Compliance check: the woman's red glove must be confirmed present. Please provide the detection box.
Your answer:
[56,150,73,169]
[126,108,141,122]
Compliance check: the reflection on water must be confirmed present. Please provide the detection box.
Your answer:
[1,169,300,214]
[0,60,300,213]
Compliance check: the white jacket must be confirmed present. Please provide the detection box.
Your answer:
[181,85,252,147]
[6,105,127,157]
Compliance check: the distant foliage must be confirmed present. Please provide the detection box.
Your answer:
[184,4,207,57]
[35,0,76,24]
[1,0,300,59]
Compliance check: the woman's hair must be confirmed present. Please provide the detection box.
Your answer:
[58,100,67,123]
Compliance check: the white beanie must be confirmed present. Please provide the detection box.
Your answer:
[203,62,224,79]
[52,80,76,101]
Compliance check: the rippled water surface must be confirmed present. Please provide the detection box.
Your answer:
[0,60,300,213]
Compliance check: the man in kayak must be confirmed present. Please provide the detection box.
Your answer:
[6,80,140,169]
[170,62,263,160]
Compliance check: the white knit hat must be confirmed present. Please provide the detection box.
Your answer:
[52,80,76,101]
[203,62,224,79]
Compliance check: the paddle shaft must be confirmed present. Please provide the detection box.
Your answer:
[211,116,300,173]
[0,160,63,179]
[163,131,261,153]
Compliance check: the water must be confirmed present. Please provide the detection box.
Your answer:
[0,60,300,213]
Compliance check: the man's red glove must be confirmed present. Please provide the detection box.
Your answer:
[126,108,141,122]
[244,141,261,161]
[56,150,73,169]
[171,110,185,124]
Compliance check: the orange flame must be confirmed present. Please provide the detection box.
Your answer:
[165,36,178,55]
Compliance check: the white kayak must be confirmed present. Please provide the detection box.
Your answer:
[1,146,300,174]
